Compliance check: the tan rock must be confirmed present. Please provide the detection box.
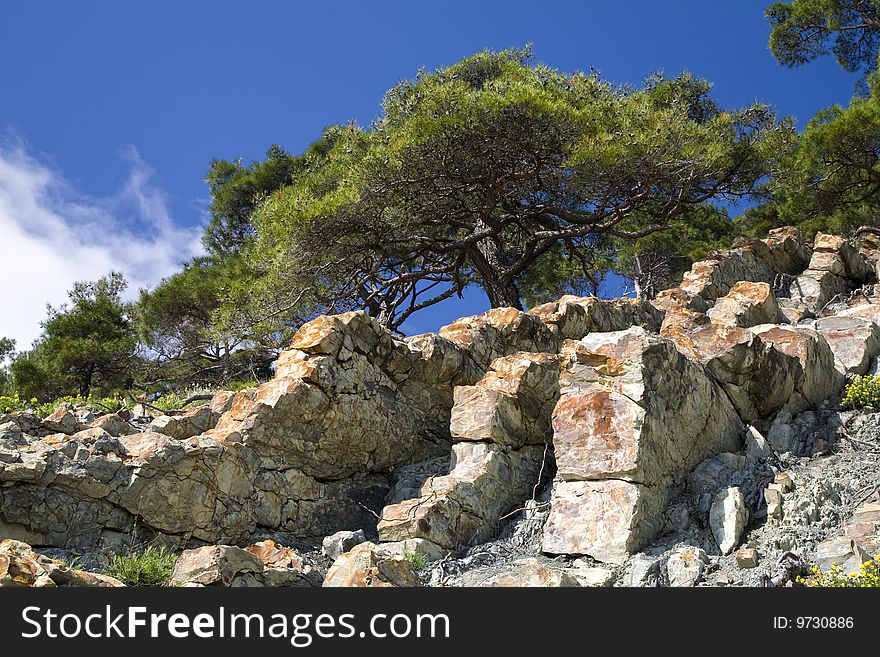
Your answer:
[42,406,78,434]
[813,232,871,281]
[814,316,880,374]
[378,442,545,549]
[735,547,758,569]
[707,281,783,328]
[91,413,137,437]
[170,545,264,586]
[666,545,709,586]
[528,295,662,341]
[323,542,420,587]
[542,479,667,564]
[149,406,216,440]
[450,353,562,448]
[748,324,844,411]
[554,328,742,484]
[789,269,849,312]
[815,537,871,576]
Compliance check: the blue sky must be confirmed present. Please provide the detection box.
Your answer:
[0,0,860,346]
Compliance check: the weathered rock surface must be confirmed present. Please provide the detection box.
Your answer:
[170,541,321,587]
[706,282,783,328]
[710,487,749,555]
[378,441,546,549]
[0,539,123,587]
[813,316,880,375]
[2,225,879,585]
[542,327,742,562]
[323,542,420,587]
[322,529,367,561]
[459,557,580,587]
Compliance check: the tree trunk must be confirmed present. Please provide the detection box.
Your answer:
[471,237,523,309]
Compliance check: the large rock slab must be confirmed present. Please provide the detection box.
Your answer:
[813,316,880,375]
[542,327,742,562]
[748,324,844,411]
[813,233,871,282]
[438,307,558,368]
[528,296,662,341]
[377,442,545,549]
[709,487,748,555]
[706,281,783,328]
[542,480,667,565]
[663,321,801,424]
[450,353,562,449]
[679,230,809,302]
[790,269,849,312]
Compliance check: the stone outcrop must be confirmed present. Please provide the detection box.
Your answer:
[170,541,321,587]
[0,539,123,587]
[541,327,742,562]
[679,228,810,301]
[3,225,880,585]
[377,351,560,549]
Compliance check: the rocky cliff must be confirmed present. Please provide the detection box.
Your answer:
[3,226,880,587]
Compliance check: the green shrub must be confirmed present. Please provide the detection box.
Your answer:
[0,393,28,414]
[841,375,880,409]
[106,547,178,586]
[33,394,125,417]
[801,555,880,587]
[403,550,428,570]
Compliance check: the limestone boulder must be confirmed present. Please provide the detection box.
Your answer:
[377,442,545,549]
[678,234,805,301]
[438,307,557,368]
[542,479,667,565]
[170,545,264,586]
[789,269,849,312]
[666,545,709,587]
[42,406,78,435]
[552,328,742,485]
[706,281,783,328]
[663,322,800,424]
[323,542,420,587]
[450,353,562,449]
[543,327,742,562]
[149,406,217,440]
[815,537,871,576]
[813,316,880,375]
[90,413,137,437]
[748,324,844,410]
[322,529,367,561]
[651,287,709,314]
[709,487,749,555]
[813,233,872,282]
[528,295,663,341]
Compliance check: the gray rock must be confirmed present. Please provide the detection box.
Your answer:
[666,546,709,587]
[322,529,367,561]
[709,487,749,555]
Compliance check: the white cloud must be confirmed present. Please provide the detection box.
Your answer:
[0,139,205,350]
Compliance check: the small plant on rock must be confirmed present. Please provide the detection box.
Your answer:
[800,556,880,588]
[403,550,428,571]
[841,375,880,409]
[106,547,177,586]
